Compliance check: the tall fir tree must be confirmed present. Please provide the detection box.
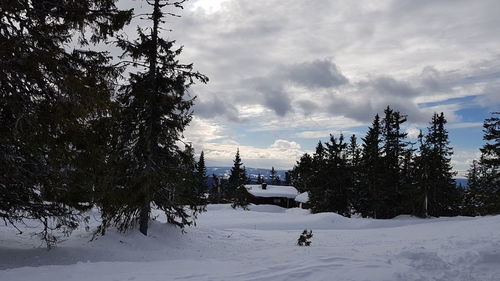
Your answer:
[290,153,314,193]
[0,0,131,245]
[306,135,351,216]
[465,112,500,214]
[357,114,384,218]
[380,106,409,218]
[98,0,207,236]
[227,149,249,208]
[415,113,458,217]
[195,151,208,195]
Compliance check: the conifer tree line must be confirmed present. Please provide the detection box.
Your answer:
[289,107,500,218]
[464,112,500,215]
[1,0,207,245]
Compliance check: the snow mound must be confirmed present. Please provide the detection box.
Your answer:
[2,205,500,281]
[295,192,309,203]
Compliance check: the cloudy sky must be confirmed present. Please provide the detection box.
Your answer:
[120,0,500,175]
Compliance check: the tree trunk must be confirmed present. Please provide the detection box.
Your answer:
[139,203,150,236]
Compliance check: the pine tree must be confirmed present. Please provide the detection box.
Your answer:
[0,0,131,245]
[98,0,207,236]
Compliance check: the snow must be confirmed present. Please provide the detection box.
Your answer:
[1,205,500,281]
[245,184,299,198]
[295,192,309,203]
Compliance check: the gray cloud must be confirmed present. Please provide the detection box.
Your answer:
[193,95,243,122]
[120,0,500,124]
[285,59,348,88]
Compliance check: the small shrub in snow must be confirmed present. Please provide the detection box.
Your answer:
[297,229,313,246]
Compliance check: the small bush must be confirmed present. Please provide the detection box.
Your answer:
[297,229,313,246]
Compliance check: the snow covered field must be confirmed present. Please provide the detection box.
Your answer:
[1,204,500,281]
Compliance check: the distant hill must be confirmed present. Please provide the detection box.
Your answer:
[455,178,468,188]
[206,167,288,185]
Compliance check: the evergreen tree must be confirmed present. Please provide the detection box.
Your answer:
[415,113,458,217]
[208,174,223,203]
[0,0,131,245]
[307,134,351,216]
[465,112,500,214]
[270,167,281,185]
[195,151,208,195]
[290,153,314,193]
[256,174,264,184]
[284,171,292,186]
[98,0,207,236]
[379,106,409,218]
[227,149,249,208]
[357,114,384,218]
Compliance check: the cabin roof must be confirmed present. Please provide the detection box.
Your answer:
[295,192,309,203]
[244,184,299,199]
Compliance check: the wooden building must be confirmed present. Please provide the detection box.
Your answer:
[244,184,299,208]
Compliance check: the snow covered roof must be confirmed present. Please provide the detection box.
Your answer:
[295,192,309,203]
[244,184,299,199]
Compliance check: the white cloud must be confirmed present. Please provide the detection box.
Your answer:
[201,139,307,169]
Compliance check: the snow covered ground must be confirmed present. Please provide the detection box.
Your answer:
[1,204,500,281]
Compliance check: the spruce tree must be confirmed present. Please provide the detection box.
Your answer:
[98,0,208,236]
[380,107,409,218]
[290,153,314,193]
[195,151,208,195]
[256,174,264,184]
[357,114,384,218]
[0,0,131,245]
[228,149,249,208]
[307,135,351,216]
[416,113,458,217]
[465,112,500,214]
[270,167,281,185]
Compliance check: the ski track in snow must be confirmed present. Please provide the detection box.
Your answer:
[1,204,500,281]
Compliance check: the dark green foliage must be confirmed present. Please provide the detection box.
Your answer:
[231,185,250,210]
[0,0,131,246]
[290,153,314,193]
[291,107,464,219]
[96,0,207,236]
[297,229,313,246]
[208,174,224,203]
[292,136,352,217]
[195,151,209,195]
[414,113,459,217]
[270,167,281,185]
[227,149,249,207]
[356,115,384,218]
[284,171,292,185]
[464,113,500,215]
[256,174,264,184]
[378,107,410,218]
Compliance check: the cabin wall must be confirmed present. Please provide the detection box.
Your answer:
[247,196,297,208]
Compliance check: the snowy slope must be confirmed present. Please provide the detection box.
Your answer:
[1,205,500,281]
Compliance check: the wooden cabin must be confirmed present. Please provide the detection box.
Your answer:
[244,183,299,208]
